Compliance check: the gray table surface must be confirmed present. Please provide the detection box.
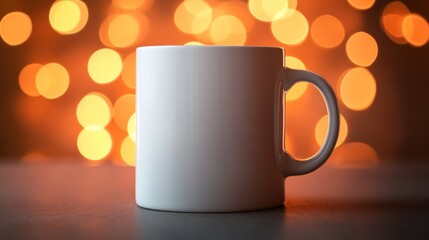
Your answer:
[0,163,428,239]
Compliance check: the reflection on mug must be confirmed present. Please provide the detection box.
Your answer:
[135,207,286,239]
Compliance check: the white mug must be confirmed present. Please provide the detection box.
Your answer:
[136,46,339,212]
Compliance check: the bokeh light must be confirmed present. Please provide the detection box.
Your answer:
[0,11,32,46]
[311,15,345,48]
[346,32,378,67]
[127,113,136,142]
[217,0,256,32]
[271,10,308,45]
[49,0,88,35]
[19,63,43,97]
[112,0,154,11]
[77,128,112,161]
[248,0,288,22]
[184,41,204,45]
[121,53,136,89]
[381,1,410,44]
[347,0,375,10]
[113,94,135,131]
[76,93,112,129]
[339,67,377,111]
[210,15,246,45]
[108,14,139,48]
[330,142,378,168]
[3,0,416,167]
[88,48,122,84]
[174,0,213,35]
[315,114,348,147]
[99,13,149,48]
[35,63,70,99]
[402,14,429,47]
[121,136,136,166]
[284,56,308,102]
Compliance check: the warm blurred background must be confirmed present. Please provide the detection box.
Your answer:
[0,0,428,167]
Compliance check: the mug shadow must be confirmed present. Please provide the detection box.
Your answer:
[135,198,429,239]
[135,206,287,240]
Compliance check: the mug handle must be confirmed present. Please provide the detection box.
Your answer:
[274,68,340,177]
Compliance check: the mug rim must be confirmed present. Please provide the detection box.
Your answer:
[137,45,283,50]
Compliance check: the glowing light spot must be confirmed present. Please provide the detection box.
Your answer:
[113,94,135,131]
[35,63,69,99]
[285,56,305,70]
[88,48,122,84]
[346,32,378,67]
[271,10,308,46]
[77,128,112,161]
[19,63,42,97]
[284,56,308,102]
[248,0,288,22]
[0,12,32,46]
[174,0,213,35]
[210,15,246,45]
[311,15,345,48]
[185,41,204,45]
[121,53,136,89]
[331,142,378,168]
[402,14,429,47]
[381,1,409,44]
[339,67,376,111]
[112,0,153,11]
[100,13,149,48]
[121,136,136,166]
[49,0,88,34]
[347,0,375,10]
[217,0,256,32]
[76,93,112,129]
[315,114,348,147]
[108,14,138,48]
[127,113,136,142]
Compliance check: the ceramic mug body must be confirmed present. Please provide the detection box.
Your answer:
[136,46,339,212]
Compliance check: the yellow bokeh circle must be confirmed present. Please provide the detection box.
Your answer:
[347,0,375,10]
[77,128,112,161]
[49,0,88,34]
[35,62,70,99]
[121,136,136,166]
[284,56,308,102]
[184,41,204,45]
[248,0,289,22]
[88,48,122,84]
[127,113,136,142]
[315,114,348,147]
[210,15,247,45]
[174,0,213,35]
[108,14,139,48]
[271,10,308,46]
[112,0,154,11]
[76,93,112,129]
